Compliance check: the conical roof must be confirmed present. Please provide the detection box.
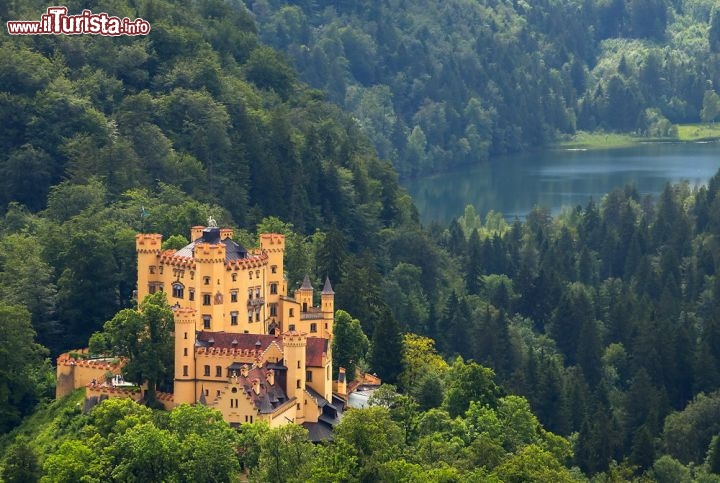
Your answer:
[300,274,313,290]
[322,276,335,295]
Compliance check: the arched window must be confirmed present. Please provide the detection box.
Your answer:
[172,283,184,299]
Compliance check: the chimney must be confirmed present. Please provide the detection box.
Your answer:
[337,367,347,396]
[191,226,205,241]
[266,369,275,386]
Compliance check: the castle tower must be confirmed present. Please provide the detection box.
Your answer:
[174,308,197,406]
[296,275,313,313]
[193,227,226,332]
[260,233,286,296]
[135,233,163,303]
[321,276,335,337]
[283,331,307,423]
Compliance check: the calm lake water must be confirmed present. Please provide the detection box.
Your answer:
[404,142,720,225]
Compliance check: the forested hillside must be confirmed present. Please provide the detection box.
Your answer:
[2,0,720,481]
[0,0,415,431]
[252,0,720,175]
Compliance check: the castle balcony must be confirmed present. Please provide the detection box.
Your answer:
[300,307,324,320]
[247,297,265,307]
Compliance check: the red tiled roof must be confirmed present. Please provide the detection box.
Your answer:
[197,332,280,351]
[306,337,328,367]
[197,331,328,366]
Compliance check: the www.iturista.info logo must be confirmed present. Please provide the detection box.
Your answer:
[7,6,151,36]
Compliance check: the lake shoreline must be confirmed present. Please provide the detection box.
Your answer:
[556,127,720,151]
[404,142,720,225]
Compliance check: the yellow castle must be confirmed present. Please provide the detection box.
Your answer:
[59,221,342,438]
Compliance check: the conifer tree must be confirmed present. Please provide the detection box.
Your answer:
[371,306,404,384]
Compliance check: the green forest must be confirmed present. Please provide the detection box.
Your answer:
[1,0,720,481]
[253,0,720,176]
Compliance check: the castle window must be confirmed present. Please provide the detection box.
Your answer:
[289,308,294,317]
[249,272,252,280]
[270,283,278,295]
[190,271,194,280]
[183,365,188,376]
[255,308,260,322]
[232,273,237,282]
[297,361,301,369]
[297,403,300,410]
[271,265,277,274]
[230,312,238,326]
[149,266,155,274]
[184,332,188,339]
[216,366,222,377]
[203,276,210,285]
[231,290,238,303]
[303,303,307,312]
[159,265,164,274]
[296,379,301,388]
[306,371,312,382]
[248,310,253,323]
[231,387,238,393]
[217,390,220,396]
[270,304,277,317]
[245,416,248,422]
[204,365,210,376]
[183,348,188,356]
[250,416,253,423]
[248,288,253,299]
[256,270,260,278]
[172,283,184,299]
[189,289,195,301]
[203,315,211,330]
[289,324,295,331]
[203,294,211,306]
[310,323,317,333]
[255,287,260,298]
[205,389,209,396]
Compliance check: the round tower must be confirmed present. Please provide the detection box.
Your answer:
[174,308,197,406]
[283,331,307,423]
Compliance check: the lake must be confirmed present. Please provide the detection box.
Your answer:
[404,142,720,225]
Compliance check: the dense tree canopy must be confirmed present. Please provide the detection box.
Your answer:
[253,0,720,176]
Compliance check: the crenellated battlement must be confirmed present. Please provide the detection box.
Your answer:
[135,233,163,253]
[193,242,226,263]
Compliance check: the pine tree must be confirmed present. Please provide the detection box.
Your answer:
[371,306,404,384]
[466,229,484,294]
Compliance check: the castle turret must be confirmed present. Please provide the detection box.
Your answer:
[296,275,313,313]
[321,276,335,337]
[174,308,197,405]
[135,233,163,303]
[283,331,307,423]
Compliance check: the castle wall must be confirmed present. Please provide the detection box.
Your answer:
[55,351,122,399]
